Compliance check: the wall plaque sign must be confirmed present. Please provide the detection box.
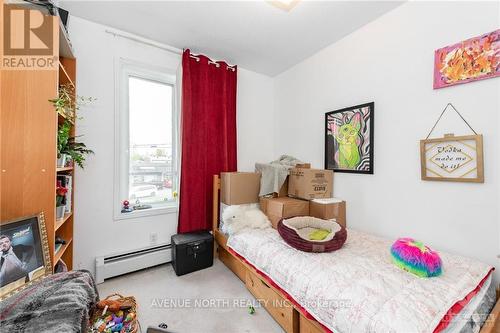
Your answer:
[420,134,484,182]
[420,103,484,183]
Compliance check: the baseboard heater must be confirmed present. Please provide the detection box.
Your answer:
[95,243,171,284]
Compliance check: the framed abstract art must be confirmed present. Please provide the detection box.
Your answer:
[434,29,499,89]
[325,102,374,174]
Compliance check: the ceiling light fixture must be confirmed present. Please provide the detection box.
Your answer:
[267,0,301,12]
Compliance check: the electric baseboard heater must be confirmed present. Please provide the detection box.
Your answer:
[95,243,171,283]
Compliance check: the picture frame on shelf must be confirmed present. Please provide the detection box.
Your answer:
[0,212,52,300]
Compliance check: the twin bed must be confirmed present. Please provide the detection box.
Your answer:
[211,175,500,333]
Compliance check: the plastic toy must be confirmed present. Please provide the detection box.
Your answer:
[97,299,122,312]
[121,200,133,213]
[112,313,124,324]
[124,312,136,322]
[111,323,123,332]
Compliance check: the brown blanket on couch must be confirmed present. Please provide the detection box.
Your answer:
[0,270,98,333]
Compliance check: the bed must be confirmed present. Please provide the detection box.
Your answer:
[211,175,500,333]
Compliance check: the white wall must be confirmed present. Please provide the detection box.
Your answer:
[274,1,500,281]
[69,17,274,275]
[237,68,275,171]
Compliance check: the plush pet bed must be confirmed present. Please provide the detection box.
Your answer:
[277,216,347,252]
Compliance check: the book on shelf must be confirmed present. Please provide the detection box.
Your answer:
[55,243,63,254]
[57,175,72,214]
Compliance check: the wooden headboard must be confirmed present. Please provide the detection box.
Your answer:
[212,175,222,257]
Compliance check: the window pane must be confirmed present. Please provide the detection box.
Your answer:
[128,76,174,207]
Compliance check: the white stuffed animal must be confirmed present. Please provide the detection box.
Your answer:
[222,205,271,235]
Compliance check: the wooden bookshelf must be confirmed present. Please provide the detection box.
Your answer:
[0,11,75,272]
[55,212,73,231]
[54,238,73,267]
[55,55,76,271]
[57,166,74,172]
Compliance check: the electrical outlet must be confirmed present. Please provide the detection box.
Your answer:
[150,232,158,245]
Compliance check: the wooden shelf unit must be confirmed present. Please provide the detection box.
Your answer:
[55,55,76,271]
[0,12,76,272]
[55,212,73,231]
[57,166,74,172]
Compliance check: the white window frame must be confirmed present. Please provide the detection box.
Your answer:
[114,58,179,220]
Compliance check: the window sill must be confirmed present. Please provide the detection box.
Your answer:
[114,204,178,221]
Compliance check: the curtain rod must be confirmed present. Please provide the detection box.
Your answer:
[105,29,182,55]
[105,29,236,70]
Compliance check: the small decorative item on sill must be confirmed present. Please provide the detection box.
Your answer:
[420,103,484,183]
[56,181,68,220]
[133,200,152,210]
[90,293,138,333]
[121,200,133,213]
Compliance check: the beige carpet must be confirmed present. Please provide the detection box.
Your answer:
[97,259,284,333]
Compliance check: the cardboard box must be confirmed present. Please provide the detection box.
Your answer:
[221,172,261,205]
[288,168,333,200]
[309,198,346,228]
[265,197,309,228]
[295,163,311,169]
[277,176,289,197]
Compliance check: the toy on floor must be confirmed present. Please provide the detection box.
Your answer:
[248,305,256,315]
[390,237,442,278]
[90,294,137,333]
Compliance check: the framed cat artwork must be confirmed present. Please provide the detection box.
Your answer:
[325,102,374,174]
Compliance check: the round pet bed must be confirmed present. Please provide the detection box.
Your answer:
[277,216,347,253]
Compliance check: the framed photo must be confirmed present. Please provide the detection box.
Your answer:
[325,102,374,174]
[434,29,499,89]
[420,134,484,183]
[0,212,52,300]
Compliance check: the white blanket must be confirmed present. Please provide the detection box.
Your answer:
[227,228,492,333]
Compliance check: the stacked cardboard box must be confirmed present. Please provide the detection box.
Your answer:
[219,172,261,231]
[288,168,333,200]
[220,166,346,230]
[220,172,261,205]
[309,198,346,227]
[260,197,309,228]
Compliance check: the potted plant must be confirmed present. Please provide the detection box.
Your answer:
[50,84,95,122]
[57,120,71,167]
[56,181,68,220]
[62,136,94,168]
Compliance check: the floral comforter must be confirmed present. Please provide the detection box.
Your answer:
[227,228,492,333]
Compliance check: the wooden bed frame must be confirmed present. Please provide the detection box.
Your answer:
[211,175,500,333]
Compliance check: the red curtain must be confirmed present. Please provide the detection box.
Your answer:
[178,49,237,233]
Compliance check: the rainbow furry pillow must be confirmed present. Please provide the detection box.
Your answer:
[390,238,442,278]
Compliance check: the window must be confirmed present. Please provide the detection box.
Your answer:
[116,61,178,219]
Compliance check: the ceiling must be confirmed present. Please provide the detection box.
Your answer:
[59,1,403,76]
